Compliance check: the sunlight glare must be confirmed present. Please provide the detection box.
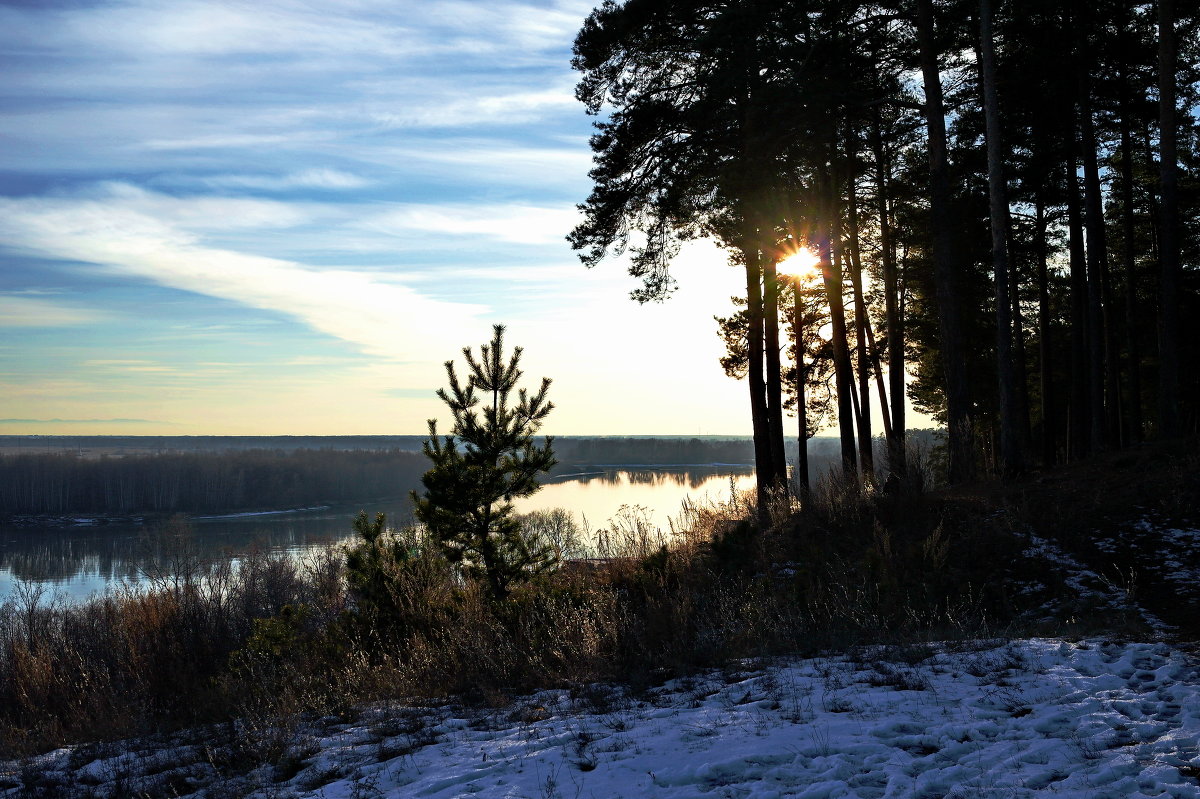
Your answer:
[777,247,821,281]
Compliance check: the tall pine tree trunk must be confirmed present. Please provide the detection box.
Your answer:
[916,0,975,482]
[1102,241,1123,447]
[1142,124,1164,263]
[980,0,1023,476]
[793,290,811,495]
[1119,86,1143,442]
[1066,147,1091,460]
[819,161,858,478]
[863,323,893,440]
[872,109,906,477]
[1080,101,1111,451]
[743,240,774,525]
[846,142,875,478]
[1010,231,1033,453]
[763,253,789,490]
[1036,196,1056,465]
[1157,0,1181,437]
[736,32,779,518]
[849,357,864,456]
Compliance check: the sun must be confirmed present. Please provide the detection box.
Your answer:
[777,247,822,281]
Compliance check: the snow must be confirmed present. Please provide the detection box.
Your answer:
[9,637,1200,798]
[191,505,332,520]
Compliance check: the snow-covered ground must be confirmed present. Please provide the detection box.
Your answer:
[8,638,1199,798]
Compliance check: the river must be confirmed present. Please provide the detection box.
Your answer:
[0,466,755,601]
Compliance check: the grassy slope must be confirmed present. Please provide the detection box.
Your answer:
[943,439,1199,637]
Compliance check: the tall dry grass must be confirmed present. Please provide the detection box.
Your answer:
[1,461,1039,759]
[0,527,346,756]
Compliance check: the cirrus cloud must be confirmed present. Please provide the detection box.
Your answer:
[0,189,487,360]
[0,295,110,327]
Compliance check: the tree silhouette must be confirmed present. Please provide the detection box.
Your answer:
[573,0,1199,491]
[412,325,556,600]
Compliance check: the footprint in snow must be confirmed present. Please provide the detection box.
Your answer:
[1033,713,1076,735]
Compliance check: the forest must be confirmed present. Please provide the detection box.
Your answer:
[0,436,867,516]
[570,0,1198,513]
[0,449,429,516]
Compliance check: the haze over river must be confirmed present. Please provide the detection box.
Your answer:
[0,467,755,601]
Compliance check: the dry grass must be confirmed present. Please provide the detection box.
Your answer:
[0,452,1097,760]
[0,541,348,757]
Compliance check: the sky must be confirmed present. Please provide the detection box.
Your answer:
[0,0,915,437]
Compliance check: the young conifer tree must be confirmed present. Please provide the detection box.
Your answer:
[412,324,557,600]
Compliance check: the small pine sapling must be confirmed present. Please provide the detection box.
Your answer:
[413,324,557,599]
[345,511,410,625]
[344,510,454,645]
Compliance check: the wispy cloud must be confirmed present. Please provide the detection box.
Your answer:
[365,84,579,129]
[82,359,180,374]
[361,203,580,246]
[0,0,772,435]
[141,133,306,152]
[0,295,109,327]
[376,139,591,188]
[0,0,595,188]
[189,169,372,191]
[82,182,314,230]
[0,189,487,359]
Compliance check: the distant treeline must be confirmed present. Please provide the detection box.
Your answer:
[1,434,851,465]
[0,439,768,516]
[0,433,941,517]
[0,449,428,516]
[550,436,845,465]
[0,435,430,456]
[553,436,751,465]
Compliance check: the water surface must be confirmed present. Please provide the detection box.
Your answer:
[0,466,754,601]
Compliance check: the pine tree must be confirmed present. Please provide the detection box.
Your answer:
[412,325,557,600]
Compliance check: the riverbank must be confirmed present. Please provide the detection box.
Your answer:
[1,442,1196,772]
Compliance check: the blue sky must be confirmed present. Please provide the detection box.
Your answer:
[0,0,760,435]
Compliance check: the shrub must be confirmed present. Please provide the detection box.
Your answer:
[342,511,459,650]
